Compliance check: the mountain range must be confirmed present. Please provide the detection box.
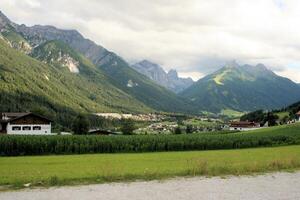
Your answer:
[180,61,300,113]
[0,10,300,121]
[131,60,194,93]
[0,11,195,123]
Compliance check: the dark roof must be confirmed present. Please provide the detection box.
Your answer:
[230,121,260,128]
[88,129,116,135]
[1,112,29,118]
[0,112,52,123]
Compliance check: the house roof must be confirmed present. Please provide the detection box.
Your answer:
[0,112,52,123]
[296,111,300,116]
[230,121,260,128]
[88,129,116,135]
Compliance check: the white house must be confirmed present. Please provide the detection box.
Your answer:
[229,121,261,131]
[0,112,52,135]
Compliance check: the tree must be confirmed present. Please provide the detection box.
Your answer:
[174,127,182,134]
[186,125,193,134]
[72,114,90,135]
[120,119,136,135]
[264,112,279,127]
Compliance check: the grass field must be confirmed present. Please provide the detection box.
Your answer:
[1,145,300,189]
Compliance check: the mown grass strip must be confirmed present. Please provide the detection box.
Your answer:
[0,145,300,189]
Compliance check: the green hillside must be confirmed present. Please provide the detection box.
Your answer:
[0,39,151,128]
[96,54,197,113]
[0,24,31,54]
[11,20,196,114]
[180,62,300,113]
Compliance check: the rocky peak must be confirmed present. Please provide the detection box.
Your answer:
[131,60,194,93]
[138,60,164,71]
[167,69,179,79]
[224,60,240,69]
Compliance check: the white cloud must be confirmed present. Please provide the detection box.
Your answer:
[0,0,300,82]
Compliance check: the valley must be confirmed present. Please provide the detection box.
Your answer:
[0,7,300,196]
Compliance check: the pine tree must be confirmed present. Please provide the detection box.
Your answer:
[72,114,90,135]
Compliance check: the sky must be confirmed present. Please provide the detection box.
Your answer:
[0,0,300,82]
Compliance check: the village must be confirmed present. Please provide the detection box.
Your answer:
[1,111,300,135]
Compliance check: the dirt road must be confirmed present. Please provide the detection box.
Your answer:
[1,172,300,200]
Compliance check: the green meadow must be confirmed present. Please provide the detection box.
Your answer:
[0,123,299,189]
[0,145,300,189]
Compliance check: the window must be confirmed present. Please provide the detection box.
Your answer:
[22,126,31,131]
[33,126,41,131]
[12,126,21,131]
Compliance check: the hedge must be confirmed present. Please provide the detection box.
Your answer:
[0,129,300,156]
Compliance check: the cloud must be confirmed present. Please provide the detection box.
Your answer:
[0,0,300,82]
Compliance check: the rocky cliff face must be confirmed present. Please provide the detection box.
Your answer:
[0,11,11,30]
[132,60,194,93]
[14,24,113,65]
[0,12,32,54]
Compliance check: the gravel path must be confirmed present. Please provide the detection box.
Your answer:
[1,172,300,200]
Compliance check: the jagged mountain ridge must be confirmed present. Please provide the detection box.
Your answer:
[131,60,194,93]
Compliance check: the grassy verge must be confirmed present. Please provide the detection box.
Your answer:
[0,145,300,189]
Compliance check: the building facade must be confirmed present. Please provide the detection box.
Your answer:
[0,113,52,135]
[229,121,261,131]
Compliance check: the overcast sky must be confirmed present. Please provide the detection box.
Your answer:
[1,0,300,82]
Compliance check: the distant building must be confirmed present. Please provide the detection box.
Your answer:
[88,129,116,135]
[229,121,261,131]
[296,111,300,122]
[0,113,52,135]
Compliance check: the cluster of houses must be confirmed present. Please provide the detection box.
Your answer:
[0,111,300,135]
[143,123,178,133]
[229,111,300,131]
[95,113,167,122]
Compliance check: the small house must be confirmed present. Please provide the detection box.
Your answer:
[229,121,261,131]
[0,112,52,135]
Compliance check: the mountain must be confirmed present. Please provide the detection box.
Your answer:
[180,61,300,113]
[0,37,153,128]
[131,60,194,93]
[0,10,196,114]
[6,16,194,113]
[0,11,31,54]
